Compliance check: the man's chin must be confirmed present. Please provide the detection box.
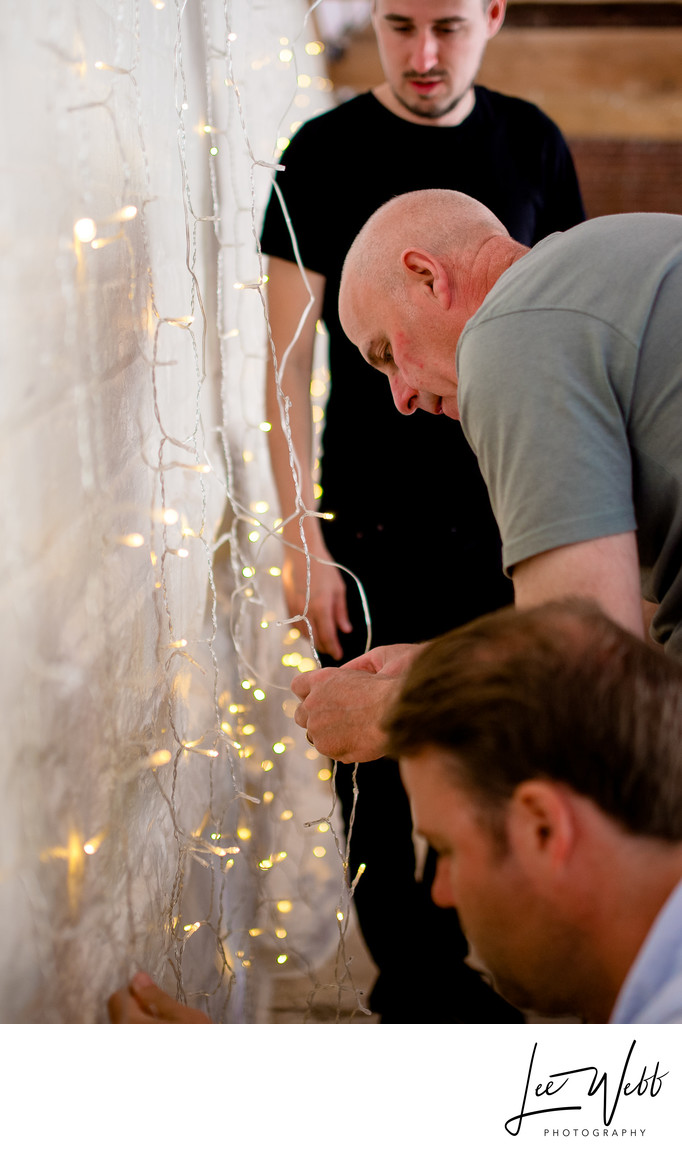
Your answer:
[441,397,460,421]
[491,970,581,1021]
[394,87,465,123]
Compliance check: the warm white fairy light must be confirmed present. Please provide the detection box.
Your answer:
[74,217,97,243]
[101,205,137,223]
[118,532,145,548]
[147,749,172,767]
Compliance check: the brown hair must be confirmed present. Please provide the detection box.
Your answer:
[385,600,682,840]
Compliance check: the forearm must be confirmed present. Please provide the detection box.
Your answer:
[512,532,644,638]
[264,257,325,538]
[264,259,350,655]
[266,359,320,542]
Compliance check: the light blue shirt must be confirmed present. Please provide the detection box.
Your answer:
[610,877,682,1023]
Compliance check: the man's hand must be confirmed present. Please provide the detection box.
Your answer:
[282,544,352,661]
[291,643,420,762]
[108,972,212,1024]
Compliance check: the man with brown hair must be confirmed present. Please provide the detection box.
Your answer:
[384,599,682,1023]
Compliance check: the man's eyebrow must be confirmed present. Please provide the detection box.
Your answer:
[382,14,466,25]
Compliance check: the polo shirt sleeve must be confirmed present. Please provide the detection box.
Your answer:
[457,308,638,574]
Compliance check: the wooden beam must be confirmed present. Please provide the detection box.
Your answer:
[505,3,682,27]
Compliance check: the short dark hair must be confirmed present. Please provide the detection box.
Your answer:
[385,600,682,841]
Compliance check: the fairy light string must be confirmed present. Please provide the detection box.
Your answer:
[214,0,378,1016]
[161,0,371,1016]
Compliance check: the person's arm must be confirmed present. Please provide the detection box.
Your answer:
[291,643,421,762]
[512,531,645,637]
[265,256,352,660]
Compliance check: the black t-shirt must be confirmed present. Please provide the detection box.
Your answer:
[261,88,585,644]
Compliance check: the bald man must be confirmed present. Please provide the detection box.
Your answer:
[292,189,682,762]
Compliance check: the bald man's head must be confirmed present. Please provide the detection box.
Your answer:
[338,189,524,420]
[340,187,508,309]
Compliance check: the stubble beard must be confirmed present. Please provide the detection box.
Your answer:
[392,80,473,123]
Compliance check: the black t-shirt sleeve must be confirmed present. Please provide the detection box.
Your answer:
[260,121,329,275]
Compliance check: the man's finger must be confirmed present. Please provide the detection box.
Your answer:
[294,702,308,729]
[314,615,343,661]
[131,979,210,1023]
[333,591,353,636]
[109,973,211,1023]
[108,987,156,1024]
[291,671,313,700]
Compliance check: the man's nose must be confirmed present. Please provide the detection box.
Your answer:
[431,857,456,909]
[389,377,420,415]
[411,30,439,74]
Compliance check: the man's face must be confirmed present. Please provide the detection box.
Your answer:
[400,748,581,1016]
[339,272,463,419]
[372,0,505,126]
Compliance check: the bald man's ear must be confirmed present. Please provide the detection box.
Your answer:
[401,248,452,310]
[507,781,576,879]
